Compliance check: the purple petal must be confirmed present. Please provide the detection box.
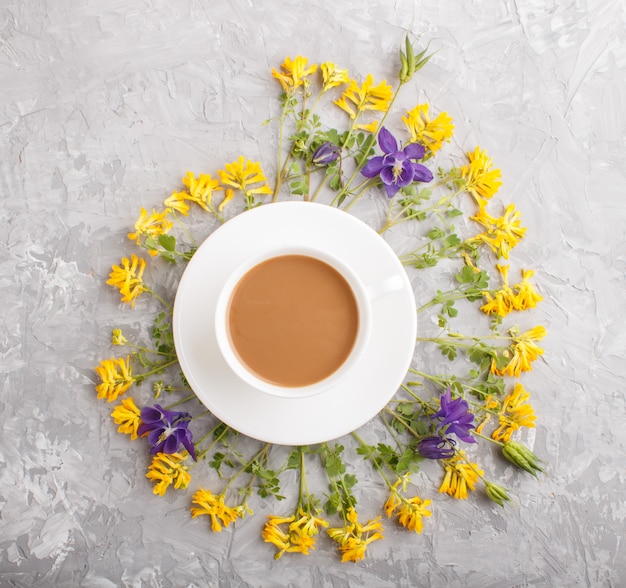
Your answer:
[378,127,398,154]
[379,166,395,185]
[181,433,197,461]
[384,182,400,198]
[361,156,385,178]
[404,142,425,160]
[418,436,457,459]
[412,163,433,183]
[140,406,164,424]
[147,427,165,446]
[162,434,179,454]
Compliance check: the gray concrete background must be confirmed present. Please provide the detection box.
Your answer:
[1,0,625,586]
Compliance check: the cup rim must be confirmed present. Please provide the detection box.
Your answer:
[214,246,372,399]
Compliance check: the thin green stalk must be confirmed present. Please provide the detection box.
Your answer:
[164,393,197,410]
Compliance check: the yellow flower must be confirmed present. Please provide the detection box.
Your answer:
[94,356,134,402]
[334,74,393,119]
[164,191,191,216]
[190,488,246,532]
[111,328,128,346]
[470,204,527,259]
[146,452,191,496]
[110,397,141,440]
[474,395,500,434]
[460,146,503,204]
[106,254,148,307]
[326,507,383,563]
[182,171,223,212]
[320,62,350,92]
[511,269,543,311]
[218,188,235,212]
[354,120,379,133]
[481,264,517,317]
[217,156,274,198]
[127,207,173,253]
[272,56,318,94]
[438,452,483,500]
[492,383,537,442]
[492,325,547,378]
[482,265,543,316]
[262,510,328,559]
[402,104,454,155]
[262,515,295,558]
[385,483,432,534]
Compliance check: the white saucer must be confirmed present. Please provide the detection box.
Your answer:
[172,201,417,445]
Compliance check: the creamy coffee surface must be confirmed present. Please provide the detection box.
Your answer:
[227,255,359,387]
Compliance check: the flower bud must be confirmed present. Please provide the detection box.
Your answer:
[485,481,511,507]
[312,142,340,165]
[112,329,128,346]
[502,441,544,476]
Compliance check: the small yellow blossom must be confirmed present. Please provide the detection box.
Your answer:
[474,395,501,435]
[402,104,454,155]
[262,514,294,558]
[146,452,191,496]
[218,156,274,198]
[262,510,329,559]
[470,204,527,259]
[492,383,537,442]
[94,356,135,402]
[461,147,503,204]
[272,56,318,94]
[111,328,128,346]
[334,74,394,119]
[163,191,190,216]
[384,483,432,534]
[355,120,379,133]
[481,264,516,317]
[106,254,148,307]
[182,171,223,212]
[511,269,543,311]
[327,507,384,563]
[190,488,246,532]
[127,207,173,254]
[110,397,141,440]
[439,453,484,500]
[320,62,350,92]
[218,188,235,212]
[482,265,543,316]
[492,325,547,378]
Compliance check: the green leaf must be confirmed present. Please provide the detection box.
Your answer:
[158,234,176,252]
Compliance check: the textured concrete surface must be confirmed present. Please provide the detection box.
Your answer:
[1,0,625,586]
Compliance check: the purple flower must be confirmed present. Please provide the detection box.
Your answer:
[137,404,197,461]
[361,127,433,198]
[418,436,457,460]
[431,388,476,444]
[312,142,340,165]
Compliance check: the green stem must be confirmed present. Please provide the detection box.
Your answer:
[273,98,291,200]
[194,423,231,461]
[135,358,179,381]
[351,432,395,491]
[164,393,197,410]
[146,288,173,311]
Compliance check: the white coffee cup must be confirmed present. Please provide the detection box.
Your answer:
[214,246,403,399]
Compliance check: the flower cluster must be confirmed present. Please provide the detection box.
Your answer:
[93,36,546,563]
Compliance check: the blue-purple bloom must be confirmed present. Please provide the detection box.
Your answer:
[137,404,197,461]
[312,142,340,165]
[417,436,457,460]
[361,127,433,198]
[432,387,476,444]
